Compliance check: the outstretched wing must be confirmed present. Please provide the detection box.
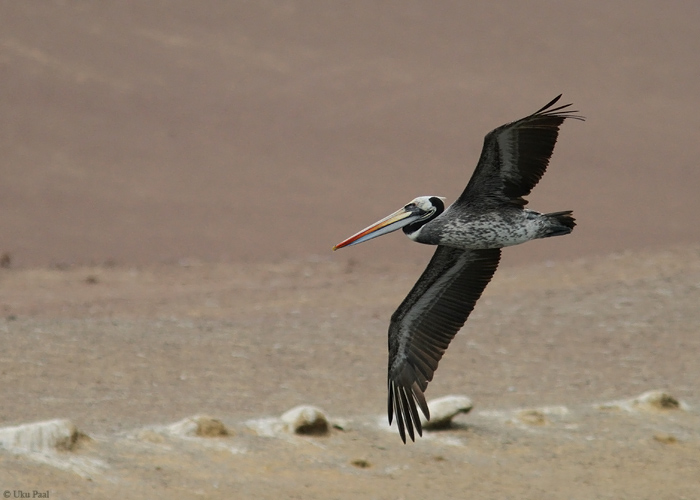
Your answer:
[457,95,583,208]
[387,246,501,442]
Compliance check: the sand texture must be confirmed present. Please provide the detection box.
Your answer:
[1,247,699,498]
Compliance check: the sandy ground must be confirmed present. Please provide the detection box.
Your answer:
[1,246,699,499]
[1,1,700,498]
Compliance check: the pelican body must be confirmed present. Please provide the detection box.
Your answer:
[333,95,582,442]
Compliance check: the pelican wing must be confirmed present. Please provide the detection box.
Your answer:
[457,95,583,208]
[388,246,501,442]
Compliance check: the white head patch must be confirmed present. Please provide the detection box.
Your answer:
[406,196,445,211]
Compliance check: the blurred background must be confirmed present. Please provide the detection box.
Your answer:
[2,1,699,269]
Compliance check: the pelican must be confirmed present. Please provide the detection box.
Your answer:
[332,95,583,442]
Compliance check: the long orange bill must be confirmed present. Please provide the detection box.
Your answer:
[332,207,420,250]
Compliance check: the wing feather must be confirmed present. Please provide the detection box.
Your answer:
[457,95,583,208]
[387,246,501,442]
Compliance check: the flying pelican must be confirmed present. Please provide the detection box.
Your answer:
[332,95,583,442]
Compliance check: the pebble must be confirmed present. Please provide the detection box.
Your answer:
[350,458,371,468]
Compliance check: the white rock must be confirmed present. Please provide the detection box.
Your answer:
[280,405,329,435]
[0,419,83,453]
[599,390,684,412]
[421,395,473,429]
[631,390,682,411]
[167,415,229,437]
[0,419,106,479]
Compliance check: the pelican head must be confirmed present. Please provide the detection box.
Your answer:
[333,196,446,250]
